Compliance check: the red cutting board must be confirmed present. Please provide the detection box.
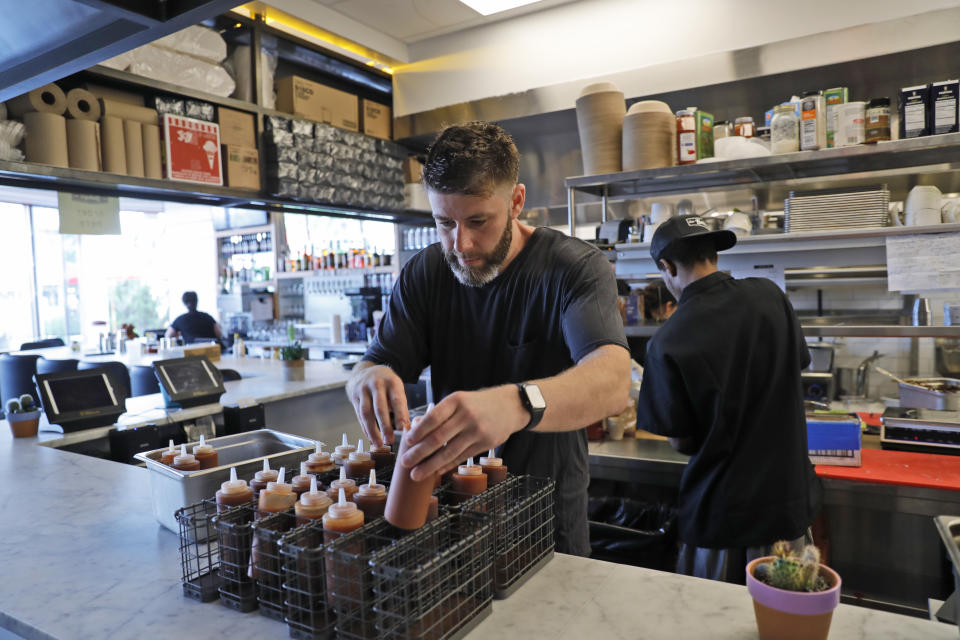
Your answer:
[816,448,960,491]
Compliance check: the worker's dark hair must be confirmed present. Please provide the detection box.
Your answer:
[658,236,719,269]
[182,291,198,311]
[642,280,676,317]
[421,121,519,196]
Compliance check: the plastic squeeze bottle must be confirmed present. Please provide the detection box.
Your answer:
[216,467,254,512]
[479,449,508,486]
[354,469,387,521]
[450,458,487,503]
[291,462,314,496]
[384,417,437,530]
[332,433,356,467]
[326,465,359,502]
[192,435,219,470]
[258,467,297,515]
[172,444,200,471]
[369,442,395,470]
[322,487,364,544]
[305,441,335,473]
[344,439,375,480]
[250,458,279,499]
[295,476,333,521]
[160,439,179,466]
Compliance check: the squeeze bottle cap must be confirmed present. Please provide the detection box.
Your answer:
[328,487,359,518]
[220,467,249,494]
[359,469,385,496]
[267,467,292,493]
[278,467,286,484]
[166,439,176,453]
[480,449,502,467]
[330,464,356,489]
[255,458,278,481]
[309,441,331,462]
[349,441,371,461]
[458,457,483,476]
[174,444,197,466]
[342,433,348,447]
[299,462,308,477]
[193,434,214,455]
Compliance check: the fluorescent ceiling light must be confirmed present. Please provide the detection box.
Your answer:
[458,0,542,16]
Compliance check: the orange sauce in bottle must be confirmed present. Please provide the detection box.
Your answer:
[384,420,436,530]
[370,443,395,470]
[291,462,314,496]
[172,444,201,471]
[305,441,335,473]
[160,439,179,466]
[332,432,356,467]
[216,467,254,512]
[322,487,365,543]
[450,458,487,504]
[258,467,297,516]
[295,476,333,521]
[326,465,359,502]
[192,435,218,470]
[344,440,375,480]
[250,458,279,500]
[354,469,387,521]
[479,449,508,486]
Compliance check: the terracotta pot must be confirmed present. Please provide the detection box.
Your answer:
[746,556,841,640]
[281,359,305,382]
[7,409,42,438]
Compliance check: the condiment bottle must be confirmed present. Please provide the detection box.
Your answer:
[676,109,697,165]
[172,444,201,471]
[258,467,297,515]
[865,98,892,143]
[344,439,375,480]
[192,435,218,470]
[322,487,365,544]
[384,419,437,530]
[326,465,359,502]
[369,443,395,470]
[426,495,439,522]
[250,458,279,499]
[291,462,314,496]
[305,441,335,473]
[734,116,756,138]
[160,439,179,466]
[450,458,487,503]
[354,469,387,521]
[295,476,333,521]
[332,432,356,467]
[216,466,254,512]
[799,91,826,150]
[479,449,508,486]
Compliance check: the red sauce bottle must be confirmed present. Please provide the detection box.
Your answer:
[370,443,395,470]
[192,435,219,470]
[258,467,297,516]
[479,449,508,486]
[172,444,200,472]
[344,439,375,480]
[450,458,487,504]
[295,476,333,521]
[322,487,364,543]
[305,441,335,474]
[384,420,437,530]
[332,432,356,467]
[216,467,254,512]
[291,462,313,496]
[354,469,387,521]
[250,458,279,500]
[326,465,359,502]
[160,439,179,466]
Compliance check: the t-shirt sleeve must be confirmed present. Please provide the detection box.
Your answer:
[560,250,629,362]
[362,261,430,383]
[635,339,698,439]
[170,315,183,331]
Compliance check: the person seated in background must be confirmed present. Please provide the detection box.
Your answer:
[642,279,677,324]
[166,291,222,344]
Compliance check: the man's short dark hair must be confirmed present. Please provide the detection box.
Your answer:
[658,236,719,269]
[182,291,198,306]
[421,121,519,196]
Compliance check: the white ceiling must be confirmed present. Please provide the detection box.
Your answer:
[307,0,578,43]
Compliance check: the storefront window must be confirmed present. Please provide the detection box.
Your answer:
[0,203,35,351]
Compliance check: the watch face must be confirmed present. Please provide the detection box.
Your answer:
[525,384,546,410]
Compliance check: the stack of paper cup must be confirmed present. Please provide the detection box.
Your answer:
[575,82,626,176]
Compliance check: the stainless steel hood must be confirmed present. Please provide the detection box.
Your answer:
[0,0,240,103]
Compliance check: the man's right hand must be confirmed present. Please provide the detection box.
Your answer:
[345,362,409,447]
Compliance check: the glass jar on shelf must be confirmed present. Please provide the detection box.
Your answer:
[770,104,800,154]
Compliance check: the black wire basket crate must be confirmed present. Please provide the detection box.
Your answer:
[458,475,555,599]
[279,521,338,640]
[252,510,300,621]
[373,510,495,640]
[175,499,221,602]
[212,503,259,612]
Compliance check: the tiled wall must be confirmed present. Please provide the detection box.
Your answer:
[787,285,959,399]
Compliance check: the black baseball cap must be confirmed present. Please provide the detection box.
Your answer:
[650,215,737,263]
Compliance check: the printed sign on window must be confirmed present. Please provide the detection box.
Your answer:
[163,114,222,186]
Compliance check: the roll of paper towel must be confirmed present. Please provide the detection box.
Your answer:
[7,84,67,117]
[24,112,69,167]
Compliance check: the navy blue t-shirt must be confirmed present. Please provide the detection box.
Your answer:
[170,311,218,344]
[363,227,628,555]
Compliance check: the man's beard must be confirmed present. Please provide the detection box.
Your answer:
[444,218,513,287]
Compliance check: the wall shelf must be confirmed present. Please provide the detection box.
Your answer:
[625,324,959,339]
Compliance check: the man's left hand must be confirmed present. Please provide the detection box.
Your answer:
[400,385,527,481]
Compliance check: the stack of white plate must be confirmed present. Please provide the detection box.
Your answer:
[784,185,890,233]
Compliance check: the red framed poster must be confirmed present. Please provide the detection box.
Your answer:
[162,113,223,186]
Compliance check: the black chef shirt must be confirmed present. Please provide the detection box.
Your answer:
[363,227,628,556]
[636,271,821,548]
[170,311,218,344]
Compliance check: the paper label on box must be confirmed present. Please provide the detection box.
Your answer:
[164,114,222,185]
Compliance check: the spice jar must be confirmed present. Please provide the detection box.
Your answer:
[799,90,826,150]
[770,104,800,154]
[714,121,732,140]
[865,98,891,143]
[676,109,697,165]
[734,116,755,138]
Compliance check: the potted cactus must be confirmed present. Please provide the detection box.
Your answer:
[5,394,42,438]
[280,341,306,382]
[746,541,841,640]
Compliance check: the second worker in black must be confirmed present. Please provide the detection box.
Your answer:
[346,121,630,554]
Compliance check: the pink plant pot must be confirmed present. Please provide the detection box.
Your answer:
[746,556,841,640]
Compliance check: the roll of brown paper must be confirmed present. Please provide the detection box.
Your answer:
[101,115,127,175]
[99,99,158,126]
[123,120,145,177]
[66,119,101,171]
[142,123,162,179]
[65,88,101,121]
[24,112,69,167]
[7,84,67,117]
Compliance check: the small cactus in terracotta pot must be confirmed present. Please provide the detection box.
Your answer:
[747,541,841,640]
[5,394,42,437]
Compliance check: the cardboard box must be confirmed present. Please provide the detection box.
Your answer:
[823,87,849,148]
[276,75,358,132]
[363,99,391,140]
[223,145,260,190]
[217,106,256,147]
[403,156,423,184]
[162,114,222,186]
[695,110,714,160]
[806,414,862,467]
